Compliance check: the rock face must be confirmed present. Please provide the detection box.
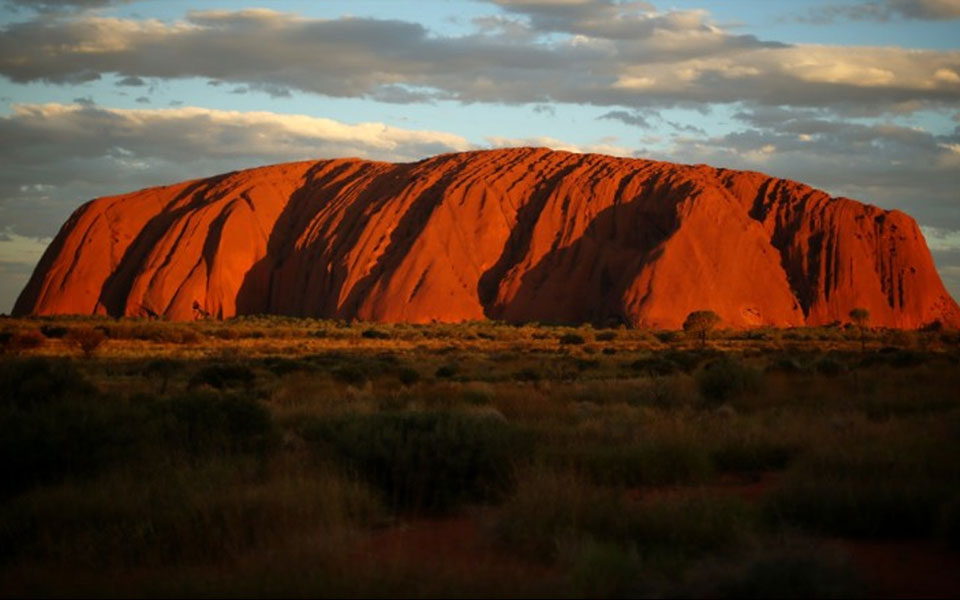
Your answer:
[14,148,960,328]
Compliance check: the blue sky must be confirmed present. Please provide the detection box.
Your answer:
[1,0,958,313]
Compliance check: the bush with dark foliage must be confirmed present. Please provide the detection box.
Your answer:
[301,411,527,513]
[65,327,107,358]
[696,357,760,405]
[188,363,257,390]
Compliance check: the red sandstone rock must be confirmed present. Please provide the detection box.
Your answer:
[13,148,960,328]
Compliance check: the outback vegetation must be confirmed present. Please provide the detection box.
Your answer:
[1,313,959,597]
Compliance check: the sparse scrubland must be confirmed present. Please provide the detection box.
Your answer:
[2,315,959,597]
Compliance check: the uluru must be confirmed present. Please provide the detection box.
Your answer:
[13,147,960,329]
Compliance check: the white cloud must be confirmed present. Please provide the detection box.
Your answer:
[0,102,628,241]
[0,103,474,165]
[934,68,960,83]
[922,226,960,251]
[0,227,51,315]
[0,103,476,244]
[655,107,960,233]
[1,8,958,113]
[0,227,51,265]
[485,135,634,156]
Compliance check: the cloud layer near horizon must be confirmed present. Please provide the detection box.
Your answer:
[1,7,959,113]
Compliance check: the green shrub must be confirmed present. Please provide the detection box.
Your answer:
[261,357,315,377]
[766,357,803,373]
[396,367,421,386]
[559,333,586,345]
[65,327,107,358]
[0,357,95,409]
[627,493,757,558]
[0,369,137,496]
[130,324,201,344]
[765,440,960,539]
[361,328,390,340]
[679,544,860,599]
[0,460,381,567]
[0,403,138,497]
[495,469,754,563]
[435,364,458,379]
[513,367,542,382]
[157,391,274,456]
[814,357,845,377]
[664,349,720,373]
[575,358,600,371]
[766,478,948,538]
[301,411,527,513]
[890,350,926,368]
[939,495,960,549]
[566,540,641,598]
[595,331,617,342]
[142,358,180,394]
[630,356,679,376]
[711,438,797,473]
[39,324,69,339]
[188,363,256,390]
[630,377,692,409]
[0,329,46,354]
[654,331,681,343]
[696,358,760,405]
[544,441,713,487]
[331,364,368,386]
[461,383,495,405]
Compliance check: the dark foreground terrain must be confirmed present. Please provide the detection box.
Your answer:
[2,316,960,598]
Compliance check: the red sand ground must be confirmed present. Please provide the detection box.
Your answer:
[349,514,562,595]
[346,474,960,598]
[15,148,959,328]
[837,540,960,599]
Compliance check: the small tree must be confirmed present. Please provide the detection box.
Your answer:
[849,307,870,352]
[66,327,106,358]
[683,310,721,348]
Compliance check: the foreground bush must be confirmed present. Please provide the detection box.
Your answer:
[0,329,46,354]
[765,436,960,538]
[65,327,106,358]
[765,476,955,538]
[0,370,275,497]
[677,542,861,598]
[0,459,381,567]
[156,391,275,456]
[301,410,528,513]
[495,468,756,562]
[0,360,132,496]
[0,357,94,409]
[188,363,256,390]
[696,357,760,405]
[543,441,713,487]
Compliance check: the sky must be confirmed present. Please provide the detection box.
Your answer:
[0,0,958,314]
